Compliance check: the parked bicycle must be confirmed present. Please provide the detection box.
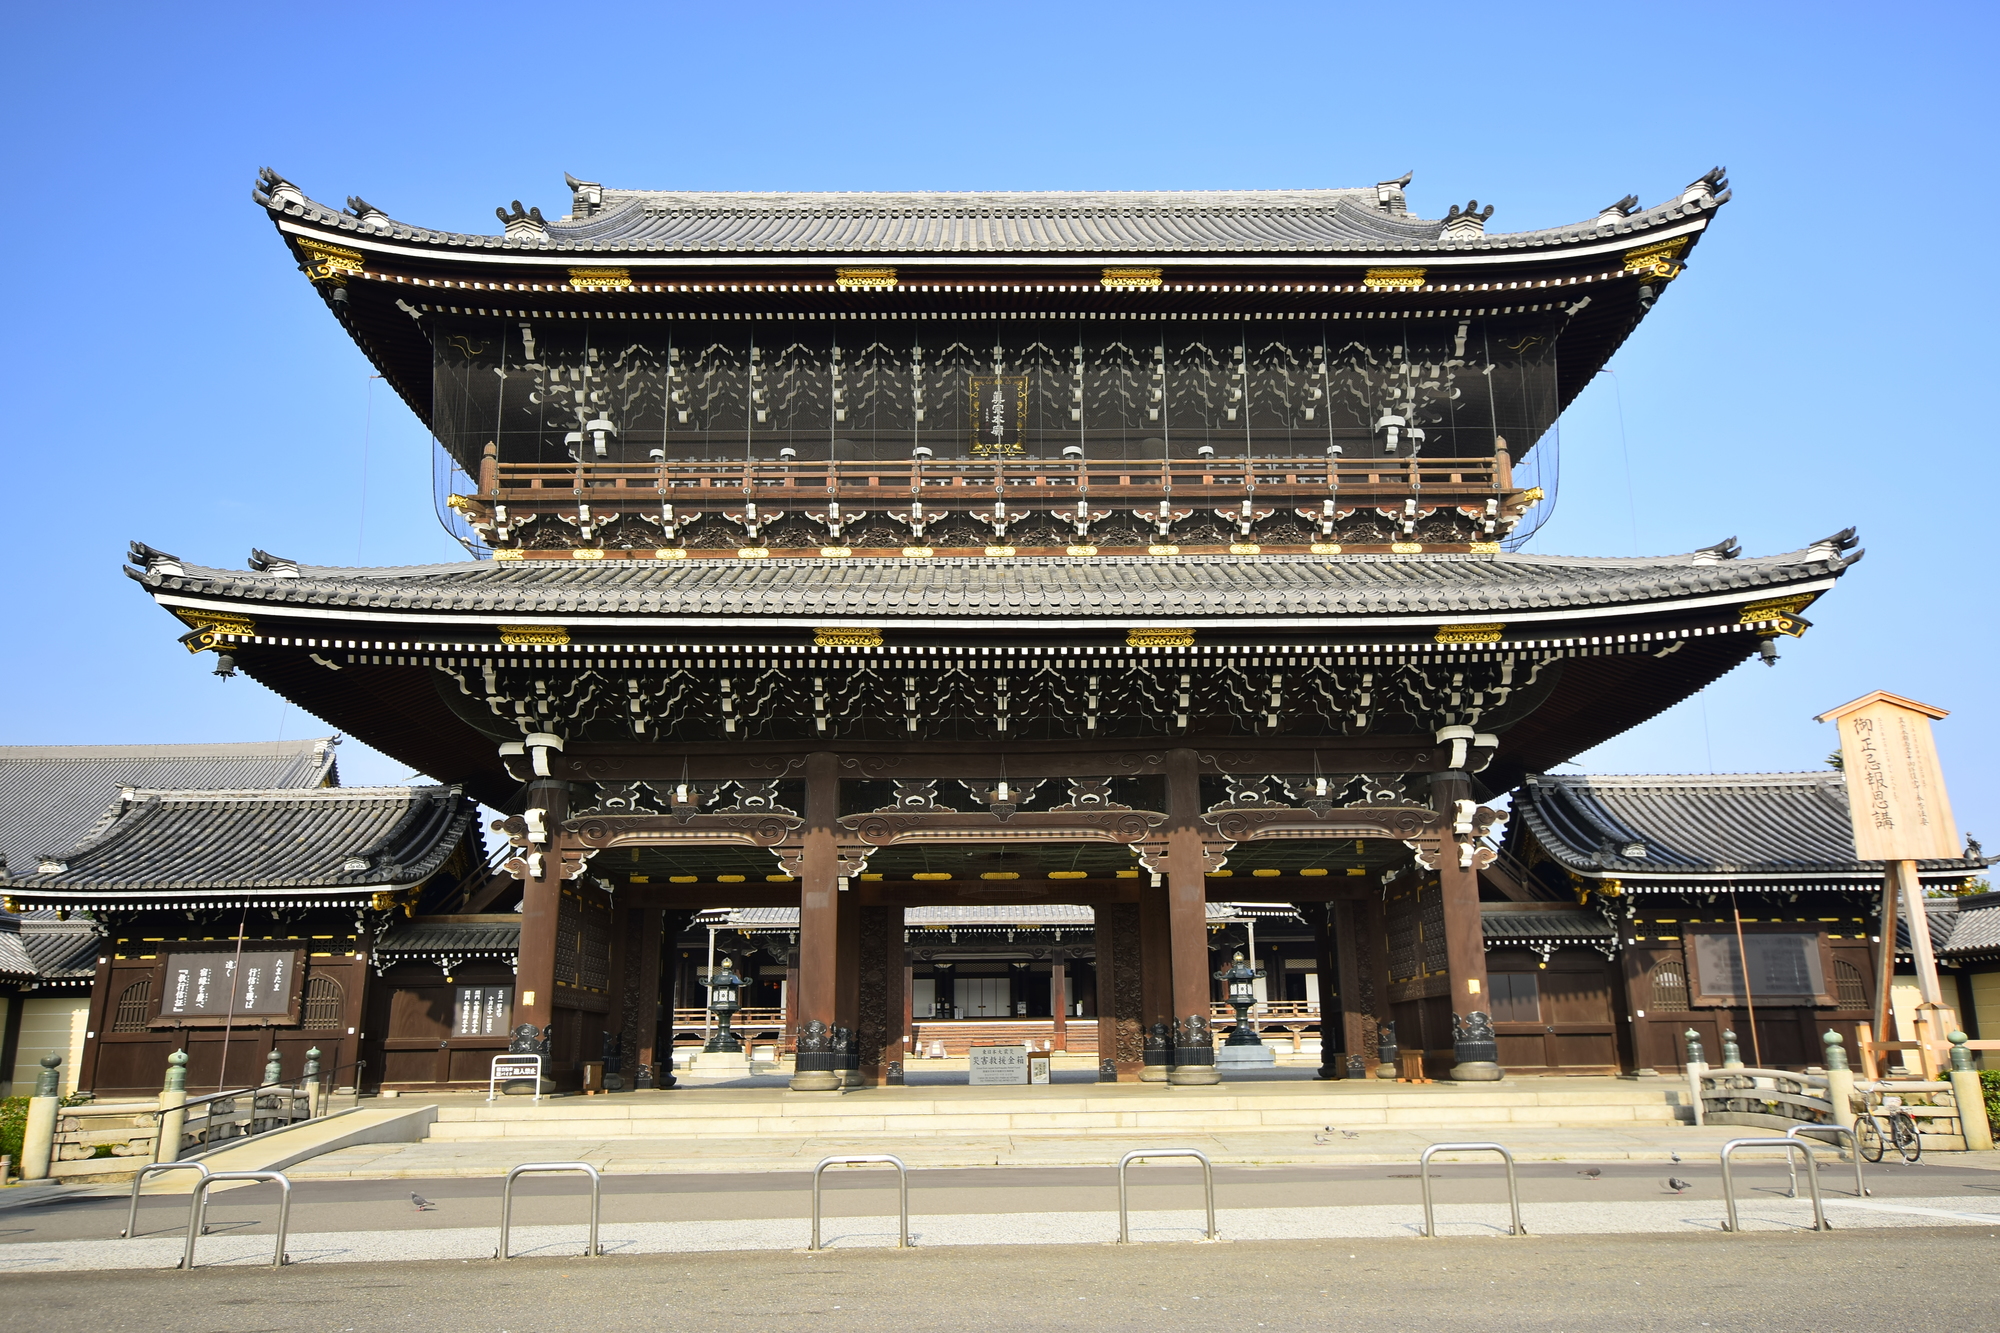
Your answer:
[1853,1094,1921,1164]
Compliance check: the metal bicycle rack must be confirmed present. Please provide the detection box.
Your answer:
[1718,1137,1830,1233]
[1786,1124,1868,1199]
[123,1161,212,1239]
[1116,1149,1217,1244]
[1418,1142,1527,1238]
[810,1154,910,1251]
[498,1162,604,1260]
[182,1171,292,1270]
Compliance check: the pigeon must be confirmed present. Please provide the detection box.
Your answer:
[1577,1168,1602,1179]
[410,1192,435,1211]
[1664,1177,1692,1194]
[1670,1152,1682,1164]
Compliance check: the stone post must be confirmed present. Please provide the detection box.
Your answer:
[21,1055,61,1181]
[1683,1029,1708,1128]
[1821,1030,1855,1132]
[1949,1032,1994,1152]
[154,1050,190,1164]
[1721,1029,1744,1069]
[263,1049,284,1088]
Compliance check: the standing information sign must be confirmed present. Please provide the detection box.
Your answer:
[1028,1052,1052,1084]
[968,1044,1030,1086]
[489,1054,545,1102]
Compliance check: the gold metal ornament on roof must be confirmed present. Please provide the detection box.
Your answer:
[815,628,883,647]
[1435,623,1505,644]
[295,237,365,283]
[173,609,258,638]
[567,268,632,289]
[1738,593,1817,623]
[1622,237,1689,281]
[1127,628,1194,648]
[836,267,898,288]
[499,624,571,645]
[1363,267,1427,289]
[1101,267,1163,288]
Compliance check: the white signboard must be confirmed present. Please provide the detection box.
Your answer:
[968,1044,1029,1085]
[488,1054,544,1102]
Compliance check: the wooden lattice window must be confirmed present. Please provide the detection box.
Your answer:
[1650,959,1689,1013]
[111,979,153,1032]
[1834,958,1868,1010]
[302,975,344,1029]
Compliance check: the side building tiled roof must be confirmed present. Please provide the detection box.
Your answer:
[2,786,476,911]
[0,738,339,870]
[128,542,1860,637]
[1514,771,1989,891]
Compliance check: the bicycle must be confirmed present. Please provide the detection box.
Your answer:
[1854,1097,1921,1164]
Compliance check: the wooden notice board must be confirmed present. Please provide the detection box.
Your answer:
[1816,691,1960,861]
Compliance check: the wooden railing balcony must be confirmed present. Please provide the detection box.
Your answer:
[480,455,1518,509]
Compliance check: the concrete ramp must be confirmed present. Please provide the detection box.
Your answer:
[121,1105,441,1192]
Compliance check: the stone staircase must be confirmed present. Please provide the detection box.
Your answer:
[421,1079,1690,1145]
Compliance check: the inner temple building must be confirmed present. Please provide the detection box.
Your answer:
[14,163,1942,1093]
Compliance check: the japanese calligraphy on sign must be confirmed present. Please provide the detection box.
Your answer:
[158,950,304,1025]
[1817,691,1960,861]
[968,376,1027,456]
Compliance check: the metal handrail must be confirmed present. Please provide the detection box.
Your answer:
[1718,1138,1830,1233]
[1418,1142,1526,1237]
[123,1161,211,1238]
[1786,1124,1868,1199]
[498,1162,603,1259]
[1116,1149,1217,1244]
[182,1171,291,1270]
[810,1155,909,1251]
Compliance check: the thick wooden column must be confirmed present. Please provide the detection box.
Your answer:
[1137,877,1174,1080]
[1430,770,1500,1080]
[515,778,570,1072]
[856,905,907,1086]
[791,751,845,1091]
[1095,903,1145,1080]
[1050,955,1069,1052]
[1164,748,1220,1084]
[622,905,665,1086]
[1361,891,1394,1077]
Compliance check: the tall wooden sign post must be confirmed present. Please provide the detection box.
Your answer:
[1816,692,1961,1070]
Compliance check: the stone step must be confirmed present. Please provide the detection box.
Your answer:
[422,1085,1686,1142]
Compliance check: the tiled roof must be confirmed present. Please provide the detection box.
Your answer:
[375,920,520,955]
[13,917,101,981]
[724,902,1249,929]
[0,739,338,869]
[1481,907,1615,943]
[1936,896,2000,959]
[0,924,35,979]
[1516,771,1988,881]
[4,787,474,902]
[261,173,1730,259]
[130,542,1859,632]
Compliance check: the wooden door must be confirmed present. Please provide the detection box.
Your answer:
[1540,965,1620,1070]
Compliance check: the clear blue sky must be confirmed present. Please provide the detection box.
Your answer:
[4,3,1993,842]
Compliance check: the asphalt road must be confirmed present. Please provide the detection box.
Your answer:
[8,1158,1994,1245]
[6,1229,1992,1332]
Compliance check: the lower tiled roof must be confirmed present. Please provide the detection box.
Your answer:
[375,920,520,955]
[1481,907,1615,943]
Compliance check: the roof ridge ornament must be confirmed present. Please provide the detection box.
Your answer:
[1690,536,1740,565]
[345,196,391,232]
[497,200,547,240]
[1442,200,1494,239]
[1596,194,1640,223]
[257,167,304,209]
[564,172,604,219]
[249,549,302,578]
[1681,166,1729,205]
[1374,172,1412,214]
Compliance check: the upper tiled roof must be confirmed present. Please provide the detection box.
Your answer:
[3,786,475,904]
[130,541,1859,634]
[0,739,338,870]
[1516,771,1988,880]
[259,170,1730,260]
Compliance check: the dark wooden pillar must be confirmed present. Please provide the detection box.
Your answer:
[1164,748,1220,1084]
[1314,903,1341,1078]
[1095,902,1144,1080]
[1361,890,1394,1077]
[1429,770,1500,1080]
[621,905,664,1086]
[1332,900,1371,1076]
[515,778,569,1065]
[1050,955,1069,1051]
[856,905,907,1086]
[792,751,844,1090]
[1137,877,1174,1080]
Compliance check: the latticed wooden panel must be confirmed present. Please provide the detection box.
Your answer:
[1650,959,1689,1013]
[112,979,152,1032]
[302,975,345,1029]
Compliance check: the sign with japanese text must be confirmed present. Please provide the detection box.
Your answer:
[968,376,1027,456]
[967,1043,1030,1085]
[1818,692,1960,861]
[159,950,302,1024]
